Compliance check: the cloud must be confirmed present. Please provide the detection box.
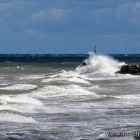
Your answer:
[137,2,140,8]
[24,28,48,39]
[0,0,139,53]
[116,2,140,23]
[31,8,72,23]
[25,28,36,35]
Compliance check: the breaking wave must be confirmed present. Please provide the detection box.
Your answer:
[76,52,125,74]
[0,84,38,91]
[0,112,36,123]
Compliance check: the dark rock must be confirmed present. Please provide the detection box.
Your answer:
[83,62,87,66]
[116,65,140,75]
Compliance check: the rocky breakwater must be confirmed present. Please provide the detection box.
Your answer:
[116,65,140,75]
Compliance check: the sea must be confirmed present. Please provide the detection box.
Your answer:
[0,53,140,140]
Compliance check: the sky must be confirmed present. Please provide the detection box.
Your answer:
[0,0,140,54]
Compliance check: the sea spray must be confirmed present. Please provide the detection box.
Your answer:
[0,54,139,139]
[76,52,125,74]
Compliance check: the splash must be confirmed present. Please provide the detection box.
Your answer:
[76,52,125,74]
[0,112,36,123]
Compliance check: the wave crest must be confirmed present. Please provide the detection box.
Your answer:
[76,52,125,74]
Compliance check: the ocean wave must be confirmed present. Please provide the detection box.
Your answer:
[0,84,38,91]
[0,112,36,123]
[76,53,125,75]
[0,94,43,106]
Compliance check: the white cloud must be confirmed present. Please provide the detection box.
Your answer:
[0,1,30,12]
[136,2,140,8]
[24,28,48,39]
[89,8,113,23]
[0,0,139,53]
[116,2,140,22]
[31,8,72,22]
[25,28,36,35]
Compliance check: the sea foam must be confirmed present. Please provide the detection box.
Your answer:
[76,52,125,74]
[0,84,38,91]
[0,112,36,123]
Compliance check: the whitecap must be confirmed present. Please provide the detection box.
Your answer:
[0,83,9,86]
[114,94,140,100]
[42,77,90,84]
[19,75,45,80]
[0,112,36,123]
[0,94,43,106]
[68,77,90,84]
[32,84,100,99]
[0,104,37,113]
[0,84,38,91]
[43,70,90,84]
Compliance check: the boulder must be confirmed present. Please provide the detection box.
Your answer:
[82,62,87,66]
[116,65,140,75]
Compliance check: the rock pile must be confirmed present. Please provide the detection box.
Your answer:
[116,65,140,75]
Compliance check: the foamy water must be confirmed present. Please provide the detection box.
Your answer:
[0,54,139,140]
[0,84,38,91]
[76,52,125,74]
